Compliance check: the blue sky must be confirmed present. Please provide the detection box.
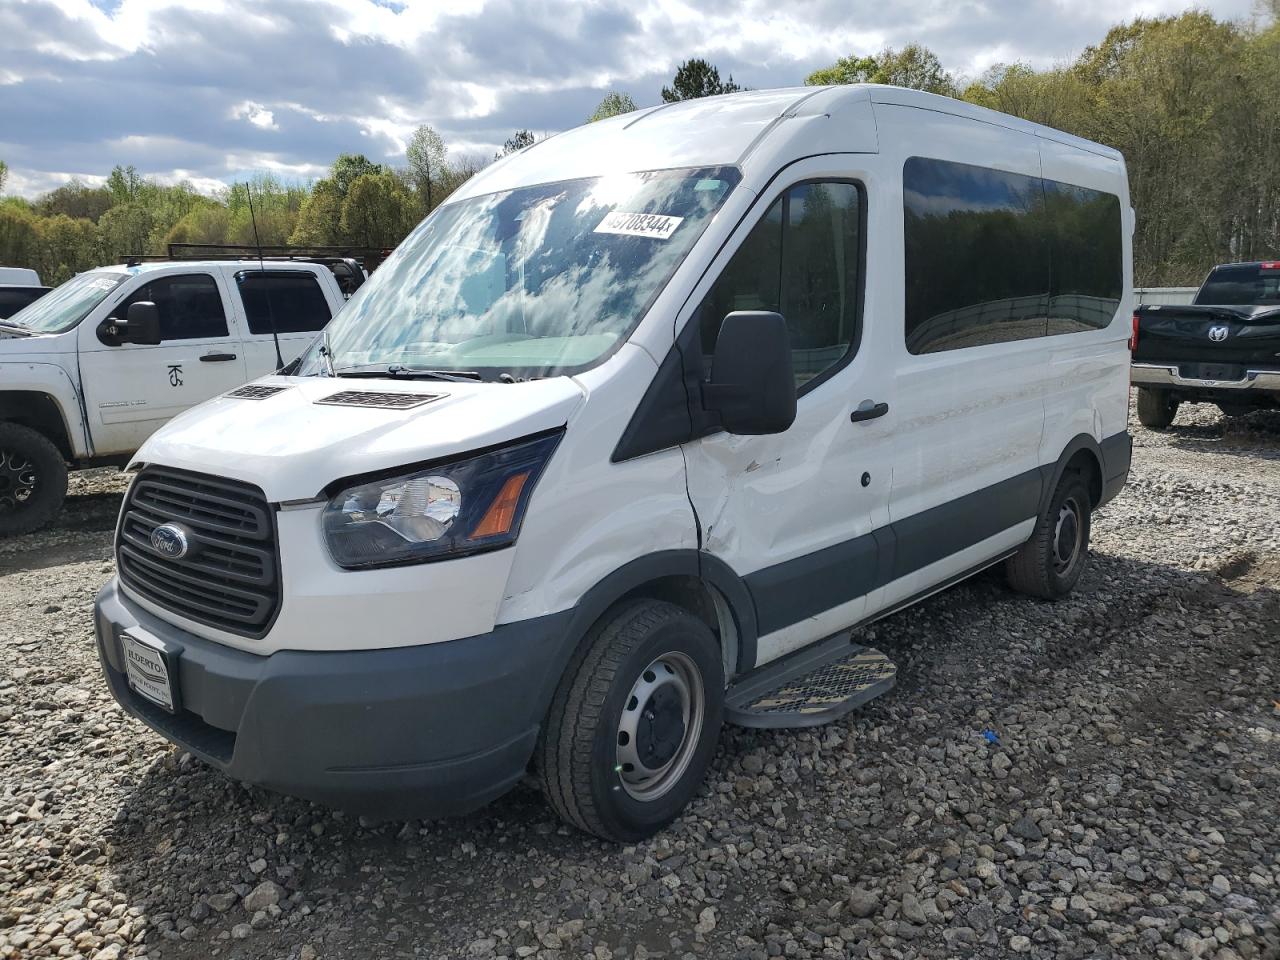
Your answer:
[0,0,1261,197]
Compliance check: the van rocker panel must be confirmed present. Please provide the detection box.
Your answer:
[95,578,577,818]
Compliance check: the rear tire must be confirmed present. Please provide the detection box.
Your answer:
[536,599,724,842]
[0,422,67,537]
[1136,387,1178,430]
[1006,472,1091,600]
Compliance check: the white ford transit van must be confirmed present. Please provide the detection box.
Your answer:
[94,86,1133,842]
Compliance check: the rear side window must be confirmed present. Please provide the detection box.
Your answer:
[903,157,1124,353]
[116,274,229,341]
[1045,182,1123,333]
[1195,264,1280,306]
[698,180,864,391]
[903,158,1048,354]
[237,272,333,334]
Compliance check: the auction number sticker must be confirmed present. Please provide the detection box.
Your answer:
[594,211,684,240]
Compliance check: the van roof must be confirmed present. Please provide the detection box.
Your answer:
[0,266,42,286]
[450,85,1121,202]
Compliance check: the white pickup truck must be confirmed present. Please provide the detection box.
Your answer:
[0,260,346,535]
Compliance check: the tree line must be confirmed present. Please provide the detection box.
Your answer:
[0,8,1276,287]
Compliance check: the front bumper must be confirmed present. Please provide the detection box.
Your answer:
[95,578,576,818]
[1131,362,1280,394]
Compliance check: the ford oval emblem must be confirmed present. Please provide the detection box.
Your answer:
[150,523,191,560]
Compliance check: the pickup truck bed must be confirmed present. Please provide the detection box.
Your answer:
[1132,261,1280,428]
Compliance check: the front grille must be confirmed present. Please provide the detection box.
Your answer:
[117,468,280,637]
[226,384,287,400]
[316,390,441,410]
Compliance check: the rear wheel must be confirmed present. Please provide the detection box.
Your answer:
[1006,472,1092,599]
[1136,387,1178,430]
[0,422,67,538]
[536,599,724,842]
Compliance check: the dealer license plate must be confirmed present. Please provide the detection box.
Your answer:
[121,632,176,712]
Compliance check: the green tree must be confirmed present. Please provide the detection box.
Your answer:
[0,205,39,269]
[98,202,154,258]
[588,91,637,122]
[0,160,8,195]
[661,59,741,102]
[406,124,448,214]
[807,44,955,95]
[500,130,537,157]
[338,172,415,248]
[35,179,113,222]
[36,214,102,284]
[330,154,387,197]
[105,164,144,205]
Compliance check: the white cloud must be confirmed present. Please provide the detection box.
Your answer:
[0,0,1263,197]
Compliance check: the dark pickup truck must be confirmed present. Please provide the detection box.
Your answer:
[1131,260,1280,428]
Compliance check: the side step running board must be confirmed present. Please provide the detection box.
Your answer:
[725,631,897,729]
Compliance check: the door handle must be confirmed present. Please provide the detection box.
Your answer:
[200,352,237,362]
[850,401,889,423]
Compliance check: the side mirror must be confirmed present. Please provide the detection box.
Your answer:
[702,311,797,435]
[102,301,162,346]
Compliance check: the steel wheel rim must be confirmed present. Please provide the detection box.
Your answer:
[1052,496,1083,575]
[615,651,705,802]
[0,448,37,513]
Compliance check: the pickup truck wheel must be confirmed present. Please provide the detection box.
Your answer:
[0,423,67,537]
[536,599,724,843]
[1006,472,1091,600]
[1136,387,1179,430]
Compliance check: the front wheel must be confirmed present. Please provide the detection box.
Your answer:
[1136,387,1178,430]
[536,599,724,842]
[1006,472,1092,599]
[0,422,68,537]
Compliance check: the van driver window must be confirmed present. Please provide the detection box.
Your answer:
[698,181,863,391]
[116,274,229,341]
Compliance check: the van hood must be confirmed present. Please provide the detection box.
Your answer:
[133,375,587,501]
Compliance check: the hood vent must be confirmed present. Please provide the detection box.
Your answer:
[227,385,288,400]
[316,390,442,410]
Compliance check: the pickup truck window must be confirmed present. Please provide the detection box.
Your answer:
[114,274,229,341]
[237,271,333,334]
[1195,264,1280,306]
[312,166,740,378]
[3,272,127,334]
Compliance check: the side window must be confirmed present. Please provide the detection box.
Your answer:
[237,272,334,335]
[698,181,863,391]
[117,274,229,341]
[1044,182,1122,333]
[903,157,1048,354]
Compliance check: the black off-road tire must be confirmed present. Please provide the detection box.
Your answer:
[536,599,724,842]
[1136,387,1178,430]
[1006,472,1092,600]
[0,422,67,538]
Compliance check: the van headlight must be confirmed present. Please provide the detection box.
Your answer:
[322,431,562,568]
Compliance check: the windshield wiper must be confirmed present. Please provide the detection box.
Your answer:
[0,321,33,336]
[334,364,486,382]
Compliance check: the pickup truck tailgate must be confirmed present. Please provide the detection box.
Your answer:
[1134,305,1280,378]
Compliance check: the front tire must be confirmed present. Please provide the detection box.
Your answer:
[0,423,67,537]
[1136,387,1178,430]
[1006,472,1092,599]
[536,599,724,842]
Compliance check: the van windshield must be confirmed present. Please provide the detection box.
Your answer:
[3,271,129,334]
[305,167,740,379]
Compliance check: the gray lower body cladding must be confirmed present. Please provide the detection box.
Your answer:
[95,578,576,819]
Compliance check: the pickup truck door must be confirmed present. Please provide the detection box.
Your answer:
[229,269,336,376]
[77,272,248,456]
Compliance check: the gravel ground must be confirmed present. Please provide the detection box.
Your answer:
[1,404,1278,960]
